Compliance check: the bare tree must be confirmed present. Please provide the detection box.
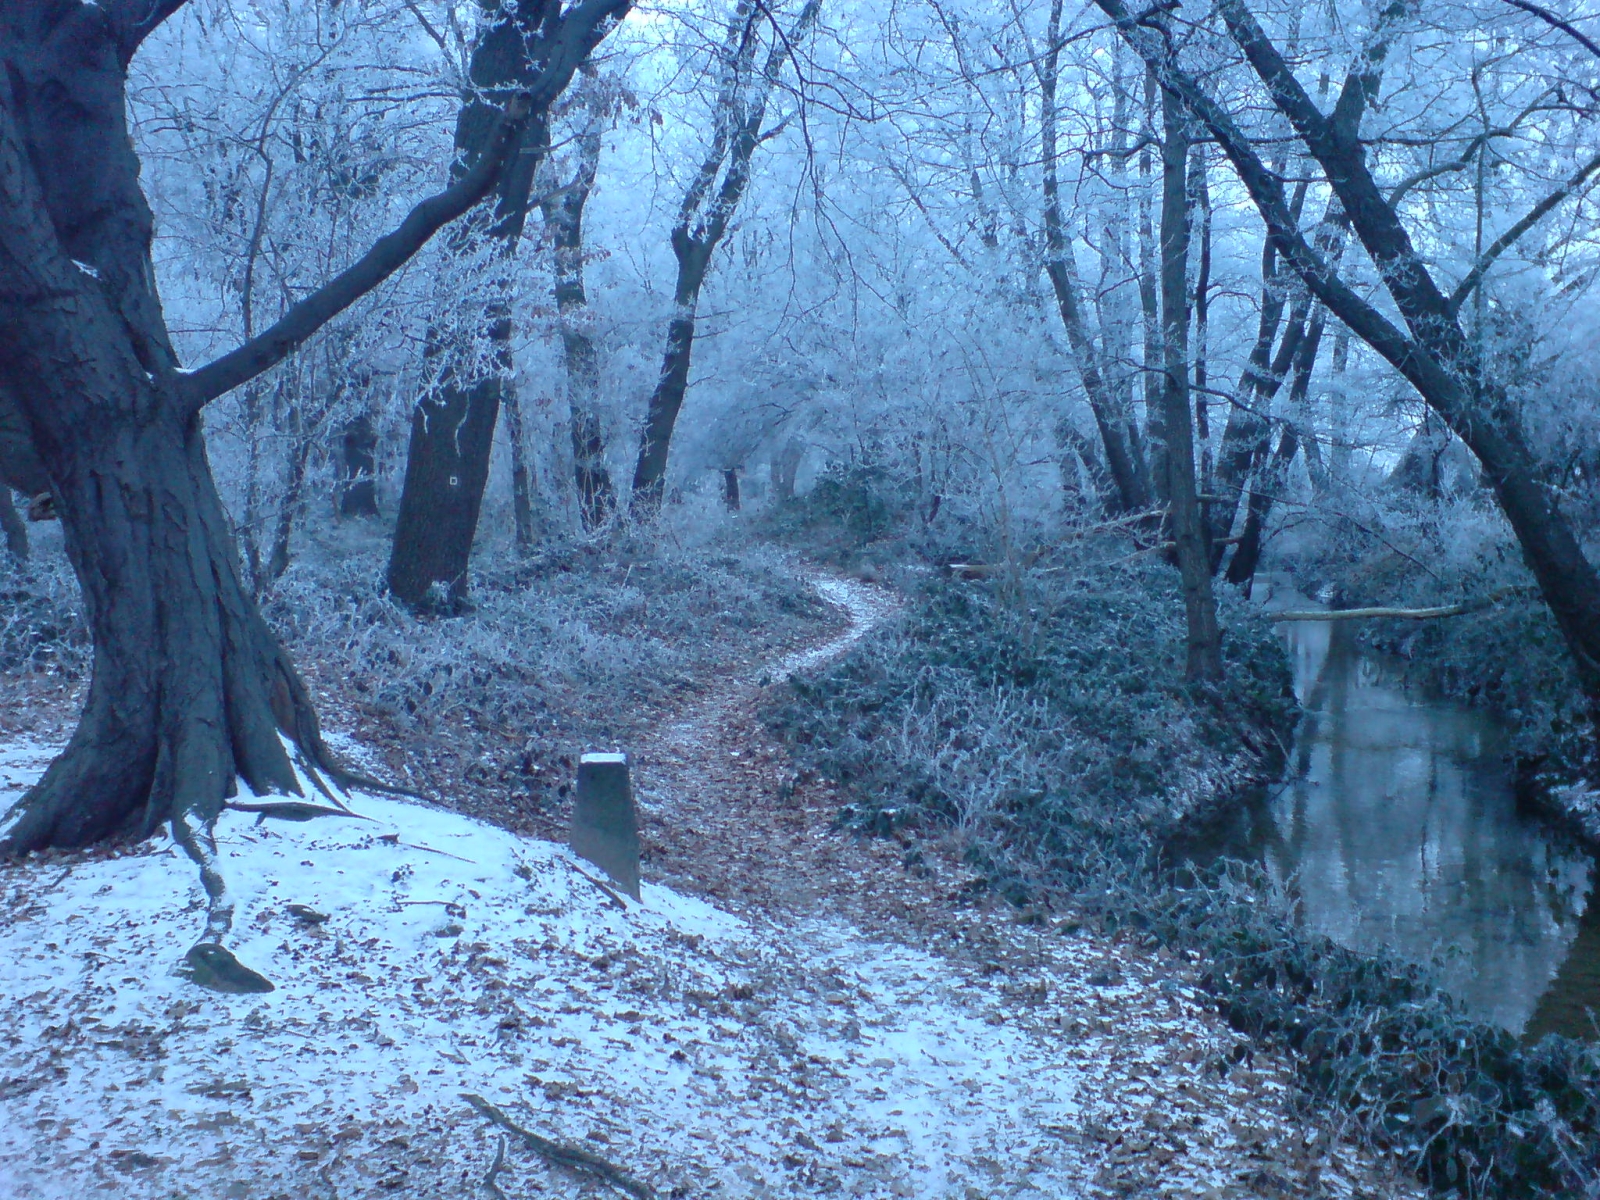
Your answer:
[1154,81,1222,680]
[1096,0,1600,728]
[629,0,821,516]
[0,0,628,881]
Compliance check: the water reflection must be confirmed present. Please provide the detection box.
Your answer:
[1222,575,1595,1037]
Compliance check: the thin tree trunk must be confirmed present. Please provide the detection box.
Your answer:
[1157,86,1223,682]
[0,488,27,562]
[1227,306,1325,585]
[630,0,821,516]
[542,79,615,529]
[503,389,538,550]
[265,399,310,586]
[337,413,379,518]
[1139,66,1166,503]
[1038,0,1149,514]
[772,435,803,501]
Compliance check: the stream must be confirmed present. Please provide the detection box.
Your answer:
[1199,573,1600,1040]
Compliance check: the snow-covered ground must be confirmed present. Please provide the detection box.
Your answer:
[0,741,1108,1199]
[0,580,1422,1200]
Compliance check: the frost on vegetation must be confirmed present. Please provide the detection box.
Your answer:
[766,548,1600,1198]
[766,552,1295,893]
[255,529,829,809]
[0,551,89,678]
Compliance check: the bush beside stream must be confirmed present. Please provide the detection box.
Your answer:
[767,555,1600,1199]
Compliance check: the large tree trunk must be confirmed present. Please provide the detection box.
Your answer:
[5,418,330,853]
[0,8,333,857]
[0,0,625,860]
[387,0,556,606]
[389,367,506,608]
[1157,87,1223,682]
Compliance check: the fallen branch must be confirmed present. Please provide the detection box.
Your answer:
[1271,586,1537,621]
[482,1133,509,1200]
[1271,602,1481,621]
[461,1093,654,1199]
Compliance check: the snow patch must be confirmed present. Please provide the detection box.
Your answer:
[0,743,1094,1198]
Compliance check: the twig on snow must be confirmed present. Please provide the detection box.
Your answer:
[377,832,475,863]
[461,1093,655,1199]
[482,1133,509,1199]
[568,861,630,911]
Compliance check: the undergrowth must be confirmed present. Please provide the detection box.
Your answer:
[266,521,831,833]
[765,552,1600,1199]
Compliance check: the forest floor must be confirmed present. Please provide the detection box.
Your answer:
[0,567,1422,1199]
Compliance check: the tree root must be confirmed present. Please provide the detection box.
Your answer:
[227,800,375,823]
[461,1093,654,1199]
[568,861,630,911]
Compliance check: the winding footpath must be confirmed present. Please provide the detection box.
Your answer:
[633,572,1417,1200]
[0,572,1420,1200]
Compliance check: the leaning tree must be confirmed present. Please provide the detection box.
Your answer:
[0,0,629,894]
[1095,0,1600,733]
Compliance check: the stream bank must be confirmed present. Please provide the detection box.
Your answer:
[768,558,1600,1197]
[1191,572,1598,1041]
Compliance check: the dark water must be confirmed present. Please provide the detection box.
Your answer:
[1201,574,1599,1039]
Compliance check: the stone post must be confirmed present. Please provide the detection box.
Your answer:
[569,752,642,900]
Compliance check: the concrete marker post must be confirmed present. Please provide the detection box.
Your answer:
[569,752,642,901]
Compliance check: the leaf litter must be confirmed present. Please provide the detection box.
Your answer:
[0,581,1419,1199]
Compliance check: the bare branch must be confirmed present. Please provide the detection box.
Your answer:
[1448,147,1600,313]
[1501,0,1600,62]
[179,0,633,412]
[1272,586,1538,620]
[178,94,537,411]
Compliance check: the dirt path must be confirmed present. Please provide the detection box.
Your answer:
[0,572,1422,1200]
[634,571,1419,1200]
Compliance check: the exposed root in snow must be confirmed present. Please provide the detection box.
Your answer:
[463,1092,655,1198]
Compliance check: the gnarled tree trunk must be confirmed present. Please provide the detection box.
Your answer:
[0,0,626,859]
